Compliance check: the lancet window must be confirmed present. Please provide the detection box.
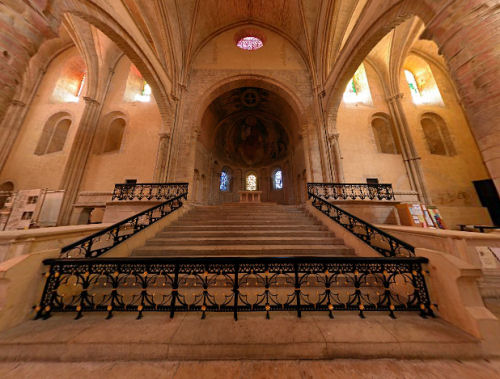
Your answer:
[273,169,283,190]
[343,63,373,105]
[246,173,257,191]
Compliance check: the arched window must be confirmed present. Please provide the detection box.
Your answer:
[103,118,126,153]
[343,63,373,105]
[404,65,444,106]
[421,113,456,156]
[35,113,72,155]
[272,169,283,190]
[371,114,400,154]
[124,64,151,102]
[404,70,420,99]
[51,53,86,103]
[220,169,230,191]
[246,173,257,191]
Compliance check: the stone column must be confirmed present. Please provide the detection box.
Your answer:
[324,110,345,183]
[57,96,101,225]
[387,93,431,204]
[0,99,26,172]
[421,0,500,193]
[153,132,171,182]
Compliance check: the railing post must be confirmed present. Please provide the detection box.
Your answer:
[169,264,179,318]
[233,263,240,321]
[294,263,301,318]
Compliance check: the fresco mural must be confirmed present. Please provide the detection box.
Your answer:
[217,114,289,167]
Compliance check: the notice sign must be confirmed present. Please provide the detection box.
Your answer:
[5,189,43,230]
[476,246,500,269]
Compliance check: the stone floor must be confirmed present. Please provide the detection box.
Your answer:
[0,359,499,378]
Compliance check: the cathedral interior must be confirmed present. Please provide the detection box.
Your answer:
[0,1,498,377]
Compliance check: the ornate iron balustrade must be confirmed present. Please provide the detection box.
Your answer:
[307,183,395,201]
[61,192,188,259]
[112,183,189,201]
[308,189,414,257]
[35,256,433,321]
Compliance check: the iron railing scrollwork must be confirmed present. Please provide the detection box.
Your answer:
[307,183,395,201]
[61,189,188,259]
[35,256,433,321]
[112,183,189,201]
[308,185,414,257]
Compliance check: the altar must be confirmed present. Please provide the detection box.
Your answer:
[238,190,262,203]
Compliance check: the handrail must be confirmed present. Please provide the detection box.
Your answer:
[307,186,414,257]
[307,182,395,201]
[35,255,433,321]
[61,189,188,258]
[112,182,189,201]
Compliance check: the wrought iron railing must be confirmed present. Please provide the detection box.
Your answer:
[35,256,433,321]
[308,187,414,257]
[61,191,188,259]
[112,183,189,201]
[307,183,395,201]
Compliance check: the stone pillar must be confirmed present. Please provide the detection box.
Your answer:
[153,132,171,182]
[326,109,345,182]
[421,0,500,194]
[0,99,26,172]
[57,96,101,225]
[387,93,431,204]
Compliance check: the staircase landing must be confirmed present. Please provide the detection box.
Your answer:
[0,312,481,362]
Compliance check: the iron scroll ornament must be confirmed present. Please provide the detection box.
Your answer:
[307,183,395,201]
[35,256,434,321]
[111,183,189,201]
[307,184,414,257]
[61,189,188,258]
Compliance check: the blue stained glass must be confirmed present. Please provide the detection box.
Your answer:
[220,171,229,191]
[274,170,283,190]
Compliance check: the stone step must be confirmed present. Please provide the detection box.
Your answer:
[157,230,334,238]
[0,313,483,361]
[162,225,328,232]
[145,237,343,246]
[132,245,354,257]
[173,220,321,226]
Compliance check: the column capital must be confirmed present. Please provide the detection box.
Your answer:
[386,93,404,103]
[83,96,100,105]
[159,132,171,139]
[11,99,26,107]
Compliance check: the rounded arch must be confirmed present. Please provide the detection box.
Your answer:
[57,1,175,126]
[323,0,436,132]
[420,112,456,156]
[95,111,128,154]
[195,74,307,130]
[35,111,73,155]
[189,21,312,76]
[370,112,401,154]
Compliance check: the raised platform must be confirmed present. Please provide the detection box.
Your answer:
[0,312,484,362]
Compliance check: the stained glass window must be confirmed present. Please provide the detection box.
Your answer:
[237,36,263,51]
[76,73,86,97]
[404,68,444,106]
[273,170,283,190]
[246,174,257,191]
[343,64,372,105]
[220,171,229,191]
[135,81,151,102]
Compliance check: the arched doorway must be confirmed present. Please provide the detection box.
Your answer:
[193,86,305,204]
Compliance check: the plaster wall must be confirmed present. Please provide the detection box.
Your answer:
[399,56,489,209]
[79,56,161,192]
[337,63,412,190]
[0,48,86,190]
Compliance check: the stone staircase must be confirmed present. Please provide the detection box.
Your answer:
[132,203,354,257]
